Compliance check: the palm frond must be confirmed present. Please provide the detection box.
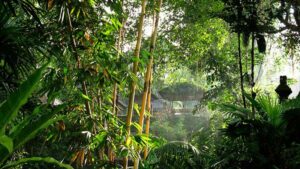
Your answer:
[256,95,282,127]
[1,0,42,24]
[154,141,200,157]
[146,141,202,169]
[0,5,49,101]
[244,93,263,113]
[218,103,250,119]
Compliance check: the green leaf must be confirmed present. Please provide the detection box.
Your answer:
[0,63,48,134]
[144,110,151,117]
[0,106,66,164]
[80,93,92,101]
[9,106,42,136]
[131,122,142,132]
[119,147,129,157]
[141,50,150,59]
[244,93,261,110]
[88,0,96,7]
[133,134,151,147]
[76,9,81,18]
[131,56,140,63]
[11,104,67,150]
[1,157,73,169]
[152,141,200,163]
[129,72,139,84]
[218,103,250,119]
[70,7,75,15]
[90,131,108,150]
[63,67,68,75]
[133,103,140,115]
[0,135,13,154]
[110,17,122,29]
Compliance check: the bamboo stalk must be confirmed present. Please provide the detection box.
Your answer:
[138,0,161,134]
[250,0,256,117]
[238,32,246,108]
[251,32,255,116]
[237,1,246,108]
[134,1,162,168]
[123,0,147,168]
[143,70,152,159]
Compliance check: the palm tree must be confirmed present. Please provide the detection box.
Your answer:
[144,141,203,169]
[0,3,48,101]
[216,94,300,169]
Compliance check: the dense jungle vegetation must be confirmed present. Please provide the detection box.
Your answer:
[1,0,300,168]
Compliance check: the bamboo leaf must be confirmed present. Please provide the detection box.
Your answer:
[133,103,140,115]
[88,0,96,7]
[129,72,139,84]
[90,131,108,150]
[133,134,151,147]
[144,110,151,117]
[80,93,92,101]
[131,122,142,132]
[126,137,132,146]
[0,135,13,154]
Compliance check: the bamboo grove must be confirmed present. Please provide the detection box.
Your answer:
[1,0,300,169]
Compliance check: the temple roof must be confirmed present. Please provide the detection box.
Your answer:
[159,82,204,101]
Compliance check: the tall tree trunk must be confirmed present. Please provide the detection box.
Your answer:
[249,0,257,117]
[238,32,246,108]
[251,32,255,116]
[134,0,162,168]
[237,1,246,108]
[123,0,147,168]
[245,45,248,73]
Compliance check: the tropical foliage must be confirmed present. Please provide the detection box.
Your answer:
[1,0,300,168]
